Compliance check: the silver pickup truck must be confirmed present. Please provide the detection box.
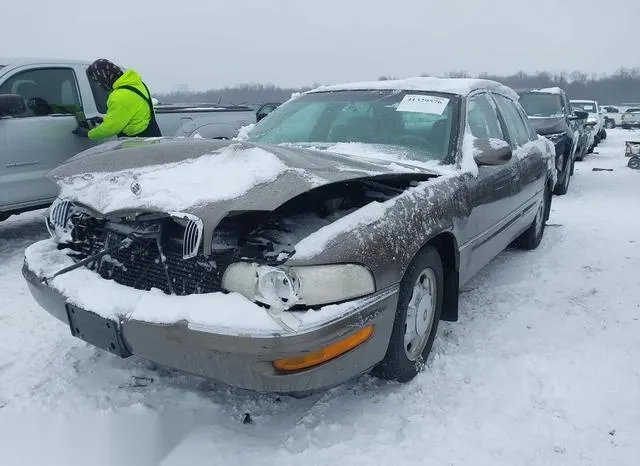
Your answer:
[0,58,257,221]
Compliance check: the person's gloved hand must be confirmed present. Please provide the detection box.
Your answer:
[88,116,103,128]
[72,126,90,138]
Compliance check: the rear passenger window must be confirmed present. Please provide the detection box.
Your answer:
[0,68,81,117]
[514,102,539,141]
[466,93,505,140]
[493,94,531,147]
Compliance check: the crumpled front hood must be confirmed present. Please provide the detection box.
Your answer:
[51,138,442,253]
[529,117,568,136]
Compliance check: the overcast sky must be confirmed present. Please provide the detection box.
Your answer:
[2,0,638,93]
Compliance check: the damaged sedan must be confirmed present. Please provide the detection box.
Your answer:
[23,77,556,395]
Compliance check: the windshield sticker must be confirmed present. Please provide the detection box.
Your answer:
[582,105,594,111]
[396,95,450,115]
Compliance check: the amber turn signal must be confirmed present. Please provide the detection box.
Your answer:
[273,325,374,372]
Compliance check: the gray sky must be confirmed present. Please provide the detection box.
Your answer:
[3,0,638,93]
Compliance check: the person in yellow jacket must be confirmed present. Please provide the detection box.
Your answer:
[75,58,162,140]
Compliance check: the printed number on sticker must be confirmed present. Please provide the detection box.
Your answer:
[396,95,450,115]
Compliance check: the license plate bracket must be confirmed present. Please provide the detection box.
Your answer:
[66,304,132,358]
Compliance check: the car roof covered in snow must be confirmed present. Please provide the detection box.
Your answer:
[309,77,519,100]
[525,87,565,95]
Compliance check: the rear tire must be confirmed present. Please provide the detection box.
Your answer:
[373,245,444,383]
[515,183,550,250]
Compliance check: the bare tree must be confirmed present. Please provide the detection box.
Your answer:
[157,68,640,107]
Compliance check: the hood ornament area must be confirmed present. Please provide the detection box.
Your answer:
[130,176,142,196]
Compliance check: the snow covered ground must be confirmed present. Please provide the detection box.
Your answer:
[0,129,638,465]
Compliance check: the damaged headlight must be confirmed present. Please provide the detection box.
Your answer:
[221,263,376,310]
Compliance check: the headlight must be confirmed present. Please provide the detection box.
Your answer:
[221,263,376,310]
[587,117,597,124]
[546,132,566,143]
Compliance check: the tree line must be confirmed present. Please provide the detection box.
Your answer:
[157,68,640,107]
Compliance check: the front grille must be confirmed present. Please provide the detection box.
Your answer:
[70,222,233,296]
[182,218,203,259]
[50,199,72,227]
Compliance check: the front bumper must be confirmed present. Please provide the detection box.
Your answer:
[22,240,398,394]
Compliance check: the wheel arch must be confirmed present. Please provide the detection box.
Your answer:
[416,231,460,322]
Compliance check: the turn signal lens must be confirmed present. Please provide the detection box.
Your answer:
[273,325,374,372]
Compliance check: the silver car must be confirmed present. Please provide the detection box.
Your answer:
[23,77,556,395]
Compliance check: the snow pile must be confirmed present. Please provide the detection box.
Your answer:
[56,146,288,213]
[234,123,255,141]
[23,239,363,336]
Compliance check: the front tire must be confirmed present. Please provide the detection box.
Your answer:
[515,183,550,250]
[629,156,640,170]
[373,245,444,383]
[553,154,572,195]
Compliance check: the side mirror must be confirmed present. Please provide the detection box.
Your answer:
[0,94,26,117]
[473,138,512,166]
[572,110,589,120]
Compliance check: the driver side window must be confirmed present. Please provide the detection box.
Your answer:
[466,93,506,140]
[0,68,81,117]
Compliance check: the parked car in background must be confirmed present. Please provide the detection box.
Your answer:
[626,140,640,169]
[621,108,640,128]
[0,58,256,221]
[518,87,586,195]
[23,77,556,395]
[570,99,606,145]
[601,105,623,128]
[572,110,592,162]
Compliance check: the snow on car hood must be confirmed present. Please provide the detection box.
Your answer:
[50,137,443,215]
[50,138,445,256]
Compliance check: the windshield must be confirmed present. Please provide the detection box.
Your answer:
[519,93,563,117]
[246,89,458,163]
[571,102,596,113]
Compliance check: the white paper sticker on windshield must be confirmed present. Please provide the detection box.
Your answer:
[396,95,450,114]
